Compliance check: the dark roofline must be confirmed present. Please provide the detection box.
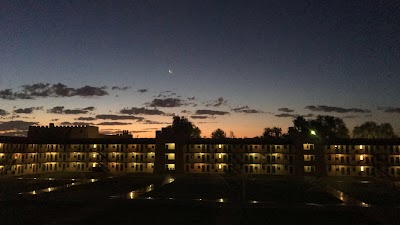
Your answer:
[29,125,98,128]
[326,138,400,145]
[0,136,294,145]
[185,138,294,145]
[1,136,400,145]
[0,136,155,144]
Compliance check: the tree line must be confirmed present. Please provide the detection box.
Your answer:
[166,116,397,140]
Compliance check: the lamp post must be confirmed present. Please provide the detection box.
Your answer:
[310,130,317,136]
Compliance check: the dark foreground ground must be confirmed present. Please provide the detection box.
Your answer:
[0,173,399,225]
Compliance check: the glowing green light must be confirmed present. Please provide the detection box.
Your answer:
[310,130,316,136]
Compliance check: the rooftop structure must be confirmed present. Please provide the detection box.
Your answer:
[28,123,100,139]
[28,123,132,139]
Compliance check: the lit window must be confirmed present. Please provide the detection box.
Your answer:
[361,166,364,172]
[219,164,222,169]
[92,153,96,158]
[165,153,175,160]
[360,155,363,161]
[360,145,363,150]
[166,164,175,170]
[218,154,222,159]
[93,144,97,149]
[218,144,222,149]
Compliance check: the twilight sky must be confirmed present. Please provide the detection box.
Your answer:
[1,0,399,138]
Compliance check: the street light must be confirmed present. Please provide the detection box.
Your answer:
[310,130,316,136]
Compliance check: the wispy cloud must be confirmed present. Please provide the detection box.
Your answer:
[0,120,39,136]
[14,107,43,114]
[0,130,28,136]
[75,117,97,121]
[60,122,94,126]
[0,109,10,116]
[154,91,177,98]
[198,121,219,124]
[120,107,165,115]
[305,105,370,113]
[377,107,400,114]
[146,98,186,107]
[195,110,230,116]
[342,115,358,119]
[275,113,314,118]
[139,120,170,125]
[0,83,108,100]
[278,107,294,113]
[47,106,95,114]
[111,86,131,91]
[96,114,144,120]
[232,106,263,114]
[190,115,214,119]
[143,127,159,130]
[275,113,296,118]
[0,120,39,131]
[205,97,227,107]
[97,122,132,126]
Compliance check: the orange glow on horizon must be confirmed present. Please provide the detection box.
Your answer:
[23,114,294,139]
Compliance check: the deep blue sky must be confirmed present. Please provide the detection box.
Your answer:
[1,0,399,137]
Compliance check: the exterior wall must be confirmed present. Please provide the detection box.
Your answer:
[302,143,316,175]
[182,143,296,175]
[0,137,400,179]
[324,144,400,178]
[0,142,156,176]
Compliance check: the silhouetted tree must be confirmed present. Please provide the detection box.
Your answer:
[289,115,349,141]
[166,116,201,138]
[287,116,311,139]
[191,126,201,138]
[353,122,396,138]
[309,115,349,140]
[293,116,310,135]
[211,128,226,139]
[263,127,282,139]
[229,131,235,139]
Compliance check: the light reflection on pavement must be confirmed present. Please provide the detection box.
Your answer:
[13,176,381,208]
[325,185,371,207]
[111,176,362,208]
[18,178,99,196]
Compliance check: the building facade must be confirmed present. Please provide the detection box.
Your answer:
[0,126,399,178]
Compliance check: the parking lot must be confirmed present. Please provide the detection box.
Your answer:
[0,173,398,225]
